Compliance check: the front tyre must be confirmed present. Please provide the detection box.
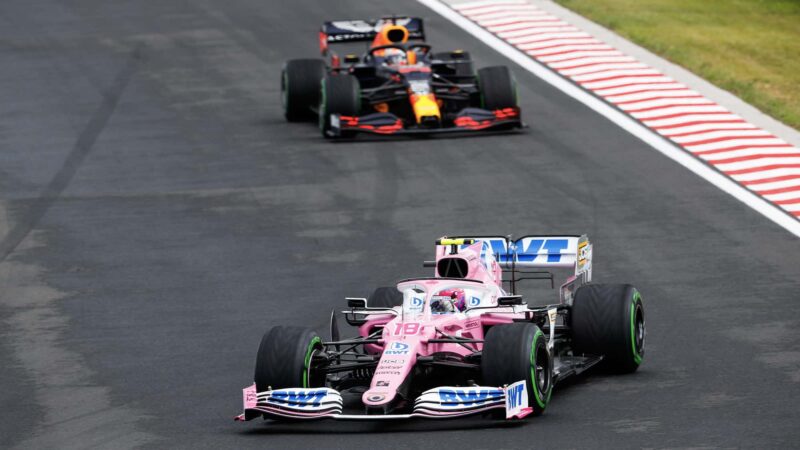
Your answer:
[476,66,518,110]
[254,326,324,392]
[571,284,645,373]
[319,74,360,138]
[482,323,553,416]
[281,59,326,122]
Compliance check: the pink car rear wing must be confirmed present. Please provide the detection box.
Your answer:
[442,235,592,279]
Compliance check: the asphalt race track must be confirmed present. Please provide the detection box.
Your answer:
[1,0,799,448]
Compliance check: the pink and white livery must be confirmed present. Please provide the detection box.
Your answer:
[235,235,645,422]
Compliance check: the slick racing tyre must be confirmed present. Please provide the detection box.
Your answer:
[482,323,553,416]
[368,286,403,308]
[571,284,645,374]
[281,59,326,122]
[476,66,518,110]
[254,326,324,392]
[319,74,360,138]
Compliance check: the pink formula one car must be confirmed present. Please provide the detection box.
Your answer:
[235,235,645,422]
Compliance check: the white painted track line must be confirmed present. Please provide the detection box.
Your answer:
[417,0,800,236]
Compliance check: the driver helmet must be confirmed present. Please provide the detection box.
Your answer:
[383,48,407,66]
[430,289,466,313]
[371,24,410,65]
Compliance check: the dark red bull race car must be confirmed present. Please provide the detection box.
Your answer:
[281,17,523,138]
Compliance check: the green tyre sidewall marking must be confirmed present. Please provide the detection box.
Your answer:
[302,336,322,388]
[529,329,551,409]
[630,290,643,365]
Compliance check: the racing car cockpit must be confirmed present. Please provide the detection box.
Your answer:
[365,24,433,68]
[430,288,466,314]
[399,280,487,320]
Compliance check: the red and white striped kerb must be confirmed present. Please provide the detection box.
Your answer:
[451,0,800,220]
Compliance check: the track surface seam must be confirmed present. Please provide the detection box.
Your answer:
[0,45,143,263]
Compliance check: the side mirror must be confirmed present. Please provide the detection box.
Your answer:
[498,295,523,306]
[346,297,367,308]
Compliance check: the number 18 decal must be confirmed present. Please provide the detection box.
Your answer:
[393,322,421,336]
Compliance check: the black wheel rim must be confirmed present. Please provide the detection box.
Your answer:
[634,303,645,355]
[307,348,327,388]
[534,342,551,394]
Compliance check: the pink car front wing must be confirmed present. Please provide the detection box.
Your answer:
[235,381,532,421]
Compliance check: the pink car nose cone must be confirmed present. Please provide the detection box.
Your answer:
[362,389,396,406]
[362,340,419,407]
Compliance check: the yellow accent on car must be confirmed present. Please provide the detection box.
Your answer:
[438,238,475,246]
[411,94,441,123]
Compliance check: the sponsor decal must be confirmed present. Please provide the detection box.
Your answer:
[578,241,589,264]
[328,33,370,42]
[438,388,498,406]
[465,320,479,329]
[243,385,257,409]
[374,370,401,376]
[384,342,410,355]
[392,322,421,336]
[405,294,424,315]
[506,383,525,409]
[469,296,481,307]
[505,380,529,418]
[329,20,373,32]
[547,308,558,325]
[268,390,327,408]
[517,239,569,263]
[381,359,405,364]
[409,80,431,95]
[377,364,403,370]
[376,380,390,387]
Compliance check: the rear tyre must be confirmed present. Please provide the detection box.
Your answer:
[254,326,324,392]
[571,284,645,374]
[482,323,553,416]
[368,286,403,308]
[281,59,326,122]
[477,66,518,110]
[319,74,360,138]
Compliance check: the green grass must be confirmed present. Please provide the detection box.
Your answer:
[555,0,800,129]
